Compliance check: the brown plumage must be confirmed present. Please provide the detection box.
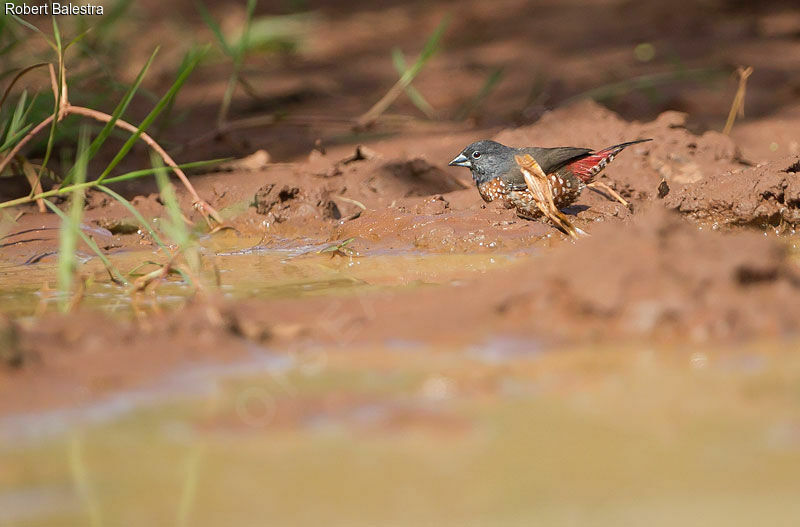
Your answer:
[449,139,650,232]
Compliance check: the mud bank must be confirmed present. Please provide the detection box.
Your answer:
[3,101,800,416]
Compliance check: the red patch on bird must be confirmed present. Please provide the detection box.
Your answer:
[565,140,649,183]
[564,151,616,183]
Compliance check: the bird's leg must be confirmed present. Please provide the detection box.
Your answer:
[550,207,588,238]
[531,197,575,237]
[515,154,585,239]
[586,180,629,207]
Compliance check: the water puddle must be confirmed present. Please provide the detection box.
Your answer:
[2,342,800,526]
[3,237,800,526]
[0,235,523,317]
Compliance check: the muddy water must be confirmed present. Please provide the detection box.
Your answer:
[2,343,800,526]
[2,237,800,526]
[0,234,522,317]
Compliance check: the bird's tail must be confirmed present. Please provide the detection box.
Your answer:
[567,138,652,183]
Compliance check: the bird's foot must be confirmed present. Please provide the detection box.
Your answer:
[586,181,629,207]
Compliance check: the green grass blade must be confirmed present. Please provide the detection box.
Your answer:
[152,153,200,273]
[176,444,204,527]
[56,127,89,311]
[62,47,160,185]
[405,15,450,82]
[217,0,257,125]
[96,46,208,183]
[241,0,258,55]
[391,48,436,119]
[358,15,450,125]
[63,28,92,52]
[0,158,228,209]
[196,1,233,56]
[96,185,169,252]
[0,123,34,153]
[153,158,188,243]
[10,14,55,50]
[37,108,59,184]
[52,16,62,51]
[0,91,38,163]
[3,90,28,142]
[102,158,228,184]
[46,200,128,286]
[17,90,39,125]
[455,66,504,120]
[152,48,192,137]
[37,19,66,186]
[68,435,103,527]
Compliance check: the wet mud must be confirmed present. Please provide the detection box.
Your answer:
[3,99,800,415]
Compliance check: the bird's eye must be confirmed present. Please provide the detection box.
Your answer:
[472,151,481,159]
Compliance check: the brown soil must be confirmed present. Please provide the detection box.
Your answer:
[664,156,800,227]
[493,206,800,342]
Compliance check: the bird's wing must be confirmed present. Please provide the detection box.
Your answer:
[505,146,592,190]
[525,146,594,172]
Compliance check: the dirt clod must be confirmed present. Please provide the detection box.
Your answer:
[664,158,800,226]
[254,184,303,220]
[496,207,800,341]
[96,218,141,235]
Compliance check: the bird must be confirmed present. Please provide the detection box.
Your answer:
[448,138,651,234]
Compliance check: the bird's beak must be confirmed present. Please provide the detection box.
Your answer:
[448,153,471,167]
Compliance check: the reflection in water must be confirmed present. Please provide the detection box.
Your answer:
[0,348,293,443]
[2,343,800,526]
[2,239,800,525]
[0,236,518,317]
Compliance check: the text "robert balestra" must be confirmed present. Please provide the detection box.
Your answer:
[5,3,105,15]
